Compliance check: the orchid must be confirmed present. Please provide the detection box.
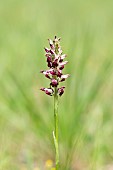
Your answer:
[40,36,69,170]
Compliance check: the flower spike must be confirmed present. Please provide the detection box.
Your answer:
[40,36,69,96]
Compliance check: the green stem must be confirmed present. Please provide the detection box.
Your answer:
[54,87,59,170]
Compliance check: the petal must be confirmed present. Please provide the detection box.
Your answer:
[61,54,67,60]
[59,54,67,62]
[58,48,62,55]
[61,74,70,79]
[60,74,70,82]
[59,61,68,66]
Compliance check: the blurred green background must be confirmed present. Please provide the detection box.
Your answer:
[0,0,113,169]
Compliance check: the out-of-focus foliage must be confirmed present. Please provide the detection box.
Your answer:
[0,0,113,169]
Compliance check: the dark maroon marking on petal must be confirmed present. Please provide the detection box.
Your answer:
[57,70,62,77]
[60,78,65,82]
[45,74,51,79]
[40,88,45,91]
[40,70,44,73]
[47,56,52,62]
[47,62,52,68]
[52,59,58,67]
[59,58,63,62]
[59,65,64,70]
[50,49,54,55]
[44,47,50,53]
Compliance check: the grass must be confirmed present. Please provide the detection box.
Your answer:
[0,0,113,169]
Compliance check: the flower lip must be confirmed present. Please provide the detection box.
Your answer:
[51,79,58,87]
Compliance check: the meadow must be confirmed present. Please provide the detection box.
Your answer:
[0,0,113,169]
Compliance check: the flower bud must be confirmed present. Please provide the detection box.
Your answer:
[45,47,50,53]
[48,39,54,49]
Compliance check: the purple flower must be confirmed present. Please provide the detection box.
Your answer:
[40,88,53,96]
[58,87,65,96]
[51,79,58,87]
[40,70,51,79]
[40,36,69,96]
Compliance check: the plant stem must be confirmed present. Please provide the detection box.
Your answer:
[54,87,59,170]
